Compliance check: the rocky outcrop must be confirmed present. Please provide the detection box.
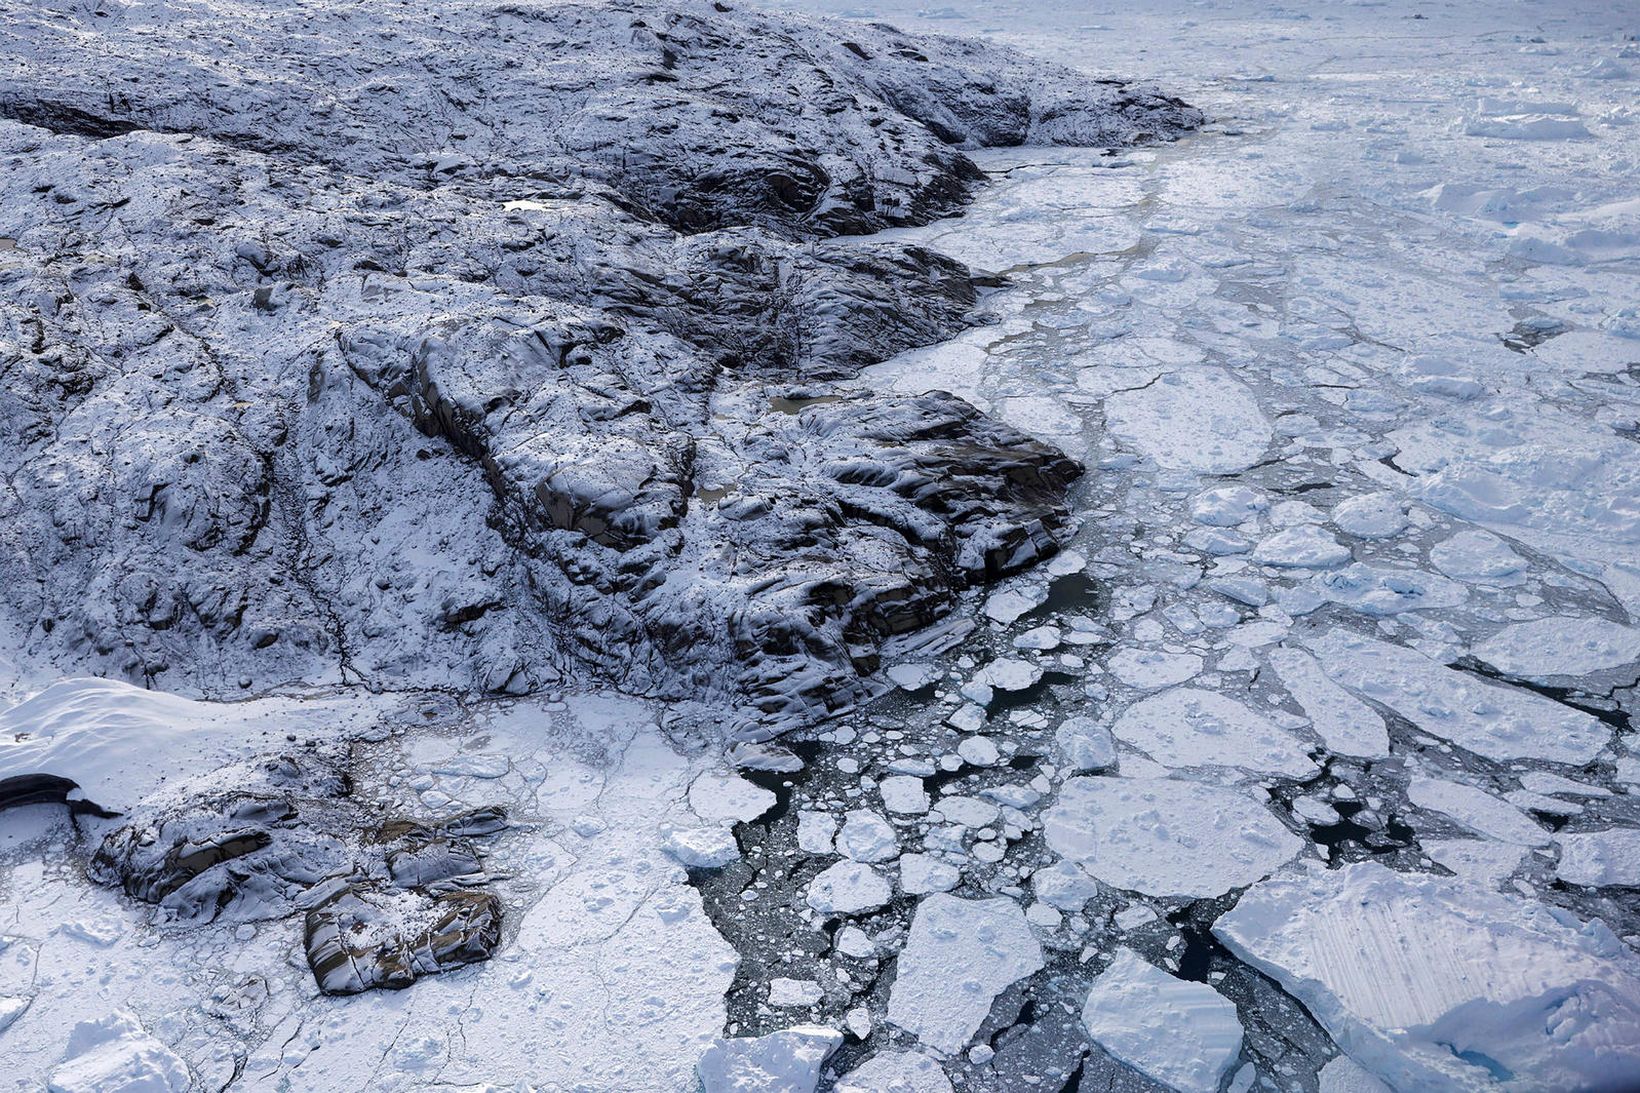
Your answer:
[304,886,503,996]
[0,0,1199,730]
[87,749,511,992]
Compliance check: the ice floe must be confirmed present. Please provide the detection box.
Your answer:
[1217,862,1640,1091]
[887,894,1044,1053]
[1081,948,1243,1093]
[1044,777,1303,898]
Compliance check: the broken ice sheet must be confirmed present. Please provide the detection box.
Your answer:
[1216,862,1640,1090]
[1044,776,1303,898]
[887,893,1043,1054]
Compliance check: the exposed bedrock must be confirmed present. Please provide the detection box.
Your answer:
[0,0,1199,730]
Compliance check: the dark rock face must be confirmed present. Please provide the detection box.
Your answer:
[0,0,1198,731]
[89,750,510,992]
[304,886,504,996]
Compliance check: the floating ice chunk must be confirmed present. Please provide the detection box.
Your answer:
[975,658,1043,692]
[1191,486,1269,527]
[887,894,1044,1053]
[1251,526,1352,569]
[797,810,838,855]
[662,826,740,869]
[932,795,999,828]
[1429,529,1526,583]
[1111,688,1319,777]
[956,737,1000,767]
[1556,828,1640,887]
[1055,715,1118,773]
[1215,862,1640,1092]
[945,703,987,733]
[1424,839,1526,889]
[49,1012,191,1093]
[1081,949,1243,1093]
[1519,771,1610,799]
[1014,626,1062,651]
[1105,368,1272,475]
[1408,776,1549,846]
[1048,550,1088,578]
[769,978,824,1007]
[1305,630,1609,763]
[690,771,776,824]
[696,1026,842,1093]
[835,1050,953,1093]
[1472,616,1640,679]
[900,854,960,895]
[836,926,875,959]
[0,995,28,1034]
[881,775,931,815]
[1106,648,1203,689]
[985,588,1046,625]
[806,861,892,915]
[1318,1054,1391,1093]
[1032,860,1100,911]
[886,663,941,691]
[1305,563,1466,617]
[1044,777,1302,898]
[1465,114,1591,140]
[1330,493,1409,539]
[1183,526,1252,555]
[838,810,900,863]
[1265,647,1390,758]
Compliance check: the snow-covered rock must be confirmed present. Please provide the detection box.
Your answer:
[0,0,1197,735]
[1216,862,1640,1091]
[1081,949,1243,1093]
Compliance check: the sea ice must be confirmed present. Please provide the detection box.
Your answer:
[1044,777,1303,898]
[1305,630,1609,763]
[1555,828,1640,888]
[1265,648,1390,758]
[1081,949,1243,1093]
[1111,688,1319,777]
[887,894,1044,1053]
[1216,862,1640,1092]
[696,1025,842,1093]
[837,810,900,863]
[1408,776,1549,846]
[835,1050,954,1093]
[48,1012,191,1093]
[806,861,893,915]
[1106,648,1204,689]
[1104,368,1272,475]
[1471,616,1640,680]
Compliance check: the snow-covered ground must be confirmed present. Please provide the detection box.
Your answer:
[4,0,1640,1090]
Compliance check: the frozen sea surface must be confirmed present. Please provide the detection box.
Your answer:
[3,0,1640,1090]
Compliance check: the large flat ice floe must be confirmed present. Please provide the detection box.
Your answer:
[1216,862,1640,1091]
[887,894,1044,1054]
[1044,776,1303,898]
[1305,630,1610,763]
[1081,948,1243,1093]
